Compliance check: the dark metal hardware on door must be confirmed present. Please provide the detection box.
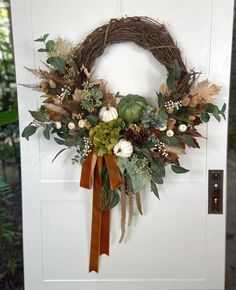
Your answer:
[208,170,223,214]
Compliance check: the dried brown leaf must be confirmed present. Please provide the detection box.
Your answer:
[190,79,221,104]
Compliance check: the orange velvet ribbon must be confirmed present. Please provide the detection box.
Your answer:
[80,152,122,272]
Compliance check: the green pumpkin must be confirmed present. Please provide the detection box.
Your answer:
[117,94,147,123]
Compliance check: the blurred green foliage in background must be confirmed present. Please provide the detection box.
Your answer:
[0,1,23,289]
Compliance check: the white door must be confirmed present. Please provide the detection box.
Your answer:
[11,0,233,289]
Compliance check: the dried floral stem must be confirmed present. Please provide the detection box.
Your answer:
[128,192,133,226]
[135,192,143,215]
[119,180,126,243]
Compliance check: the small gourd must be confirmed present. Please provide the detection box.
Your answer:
[99,106,118,122]
[113,139,133,158]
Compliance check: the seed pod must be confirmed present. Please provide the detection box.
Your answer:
[181,95,190,106]
[49,79,57,89]
[167,107,174,114]
[188,115,196,121]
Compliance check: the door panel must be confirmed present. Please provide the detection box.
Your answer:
[11,0,234,289]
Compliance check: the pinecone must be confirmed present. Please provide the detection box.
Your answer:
[124,124,148,148]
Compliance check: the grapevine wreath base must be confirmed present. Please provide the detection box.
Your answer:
[22,17,226,272]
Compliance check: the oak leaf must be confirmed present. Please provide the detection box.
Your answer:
[190,79,221,104]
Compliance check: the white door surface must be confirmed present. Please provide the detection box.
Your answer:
[11,0,234,289]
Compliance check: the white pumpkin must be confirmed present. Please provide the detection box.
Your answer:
[159,125,167,131]
[54,122,62,129]
[166,129,174,137]
[68,122,76,130]
[99,106,118,122]
[113,139,133,158]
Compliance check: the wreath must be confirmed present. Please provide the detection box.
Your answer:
[21,17,226,272]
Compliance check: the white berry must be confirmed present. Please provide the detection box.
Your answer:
[78,119,86,128]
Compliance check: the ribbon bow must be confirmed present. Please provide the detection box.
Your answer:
[80,152,122,272]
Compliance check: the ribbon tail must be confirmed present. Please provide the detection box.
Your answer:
[100,210,110,255]
[104,154,122,190]
[89,157,103,273]
[80,152,97,189]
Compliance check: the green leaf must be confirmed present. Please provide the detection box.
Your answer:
[108,191,120,209]
[166,60,182,90]
[34,34,49,42]
[43,126,51,140]
[29,110,49,122]
[151,181,159,199]
[180,134,195,147]
[175,115,193,125]
[86,114,99,126]
[140,148,153,163]
[22,125,37,140]
[172,59,182,80]
[0,105,18,126]
[52,148,67,163]
[171,165,189,174]
[38,48,47,52]
[200,111,210,123]
[167,73,175,90]
[221,103,226,114]
[46,40,55,51]
[117,157,128,174]
[54,137,65,145]
[213,113,221,122]
[47,57,66,73]
[152,175,163,184]
[157,92,165,110]
[162,135,180,146]
[151,161,165,177]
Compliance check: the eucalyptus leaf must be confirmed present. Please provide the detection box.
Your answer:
[171,165,189,174]
[151,161,165,177]
[29,110,49,122]
[213,113,221,122]
[54,137,65,145]
[22,125,37,140]
[151,181,159,199]
[221,103,226,114]
[200,111,210,123]
[34,34,49,42]
[46,40,55,51]
[47,57,66,73]
[43,126,51,140]
[128,174,147,193]
[117,157,128,174]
